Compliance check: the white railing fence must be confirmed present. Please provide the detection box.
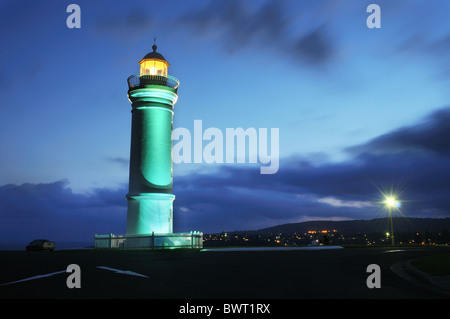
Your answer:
[94,231,203,249]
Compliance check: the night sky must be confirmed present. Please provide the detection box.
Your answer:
[1,0,450,243]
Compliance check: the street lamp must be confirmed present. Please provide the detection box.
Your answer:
[384,195,399,246]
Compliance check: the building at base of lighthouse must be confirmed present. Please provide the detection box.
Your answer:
[94,44,202,249]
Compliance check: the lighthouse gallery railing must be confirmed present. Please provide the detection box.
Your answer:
[127,74,179,92]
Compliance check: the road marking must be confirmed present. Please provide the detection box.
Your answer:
[96,266,149,278]
[383,249,406,253]
[383,249,424,253]
[0,270,66,286]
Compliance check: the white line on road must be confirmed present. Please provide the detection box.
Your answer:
[383,250,406,253]
[0,270,66,286]
[96,266,149,278]
[383,249,424,253]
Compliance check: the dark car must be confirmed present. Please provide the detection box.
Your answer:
[26,239,55,251]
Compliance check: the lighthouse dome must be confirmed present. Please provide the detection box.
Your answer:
[142,44,169,64]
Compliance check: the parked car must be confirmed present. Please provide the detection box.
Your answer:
[26,239,55,251]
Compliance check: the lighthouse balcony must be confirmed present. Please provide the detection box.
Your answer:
[127,74,179,93]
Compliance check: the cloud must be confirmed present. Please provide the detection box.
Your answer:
[106,156,129,167]
[95,8,152,33]
[3,106,450,238]
[175,0,334,66]
[173,150,450,232]
[173,105,450,232]
[346,106,450,156]
[0,180,127,243]
[317,196,375,209]
[393,2,450,78]
[92,5,154,44]
[291,25,333,64]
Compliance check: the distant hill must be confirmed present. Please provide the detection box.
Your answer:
[254,217,450,235]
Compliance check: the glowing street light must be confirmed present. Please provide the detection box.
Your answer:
[384,195,400,246]
[385,197,397,207]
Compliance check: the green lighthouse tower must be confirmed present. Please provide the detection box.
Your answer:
[125,43,179,235]
[94,43,202,249]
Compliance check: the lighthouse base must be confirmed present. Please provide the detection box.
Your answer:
[94,231,203,250]
[94,193,203,249]
[126,193,175,235]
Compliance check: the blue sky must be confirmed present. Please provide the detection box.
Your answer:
[1,0,450,242]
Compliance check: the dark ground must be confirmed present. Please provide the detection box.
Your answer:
[1,246,449,299]
[0,246,449,317]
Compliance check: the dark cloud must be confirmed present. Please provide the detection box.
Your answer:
[93,6,153,42]
[173,106,450,232]
[346,106,450,156]
[172,150,450,233]
[124,9,152,29]
[175,0,334,65]
[0,181,127,243]
[3,106,450,238]
[292,26,332,64]
[173,173,372,233]
[176,0,286,41]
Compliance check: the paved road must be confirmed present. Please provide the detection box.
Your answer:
[0,246,449,299]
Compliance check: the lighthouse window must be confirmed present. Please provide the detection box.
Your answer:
[140,60,168,77]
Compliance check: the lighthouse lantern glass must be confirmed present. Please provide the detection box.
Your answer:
[140,59,168,76]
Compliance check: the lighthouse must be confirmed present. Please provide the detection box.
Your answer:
[125,43,179,235]
[94,43,202,249]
